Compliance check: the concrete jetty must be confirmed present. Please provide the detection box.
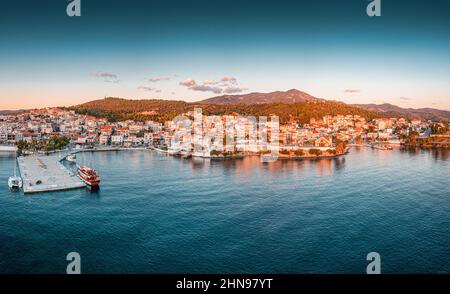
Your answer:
[17,154,85,194]
[0,145,17,152]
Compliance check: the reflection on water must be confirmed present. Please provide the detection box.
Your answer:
[84,187,101,198]
[0,148,449,274]
[399,146,449,161]
[432,149,449,161]
[185,155,347,178]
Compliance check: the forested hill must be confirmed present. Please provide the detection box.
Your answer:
[353,103,450,122]
[69,97,384,124]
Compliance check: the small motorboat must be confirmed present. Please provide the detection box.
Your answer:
[8,160,22,190]
[8,176,22,190]
[66,154,77,163]
[261,154,278,163]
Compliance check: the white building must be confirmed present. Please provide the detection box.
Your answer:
[111,135,124,145]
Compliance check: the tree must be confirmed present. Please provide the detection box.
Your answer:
[280,149,290,155]
[16,140,29,155]
[294,149,305,156]
[210,150,222,156]
[328,148,337,155]
[334,139,347,154]
[308,149,322,156]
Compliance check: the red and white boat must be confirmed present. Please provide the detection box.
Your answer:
[77,166,100,188]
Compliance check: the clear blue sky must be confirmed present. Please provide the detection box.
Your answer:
[0,0,449,110]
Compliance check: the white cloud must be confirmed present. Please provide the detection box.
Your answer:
[179,76,247,95]
[191,84,223,94]
[224,86,247,94]
[203,79,217,85]
[179,78,197,87]
[344,89,361,94]
[148,76,171,83]
[138,86,162,93]
[220,76,237,84]
[92,71,120,83]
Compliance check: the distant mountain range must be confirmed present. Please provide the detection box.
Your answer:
[201,89,323,104]
[200,89,449,122]
[4,89,449,123]
[0,109,25,115]
[352,103,450,122]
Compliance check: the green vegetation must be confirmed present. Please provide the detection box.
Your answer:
[308,149,322,156]
[328,148,337,155]
[402,129,450,148]
[431,123,450,135]
[333,139,348,154]
[210,150,222,156]
[16,136,70,155]
[294,149,305,156]
[69,98,190,123]
[69,97,385,124]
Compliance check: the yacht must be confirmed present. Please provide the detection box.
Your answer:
[8,160,22,190]
[66,154,77,163]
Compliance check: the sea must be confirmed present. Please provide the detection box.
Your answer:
[0,147,449,273]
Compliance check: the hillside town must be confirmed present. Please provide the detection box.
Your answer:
[1,108,449,157]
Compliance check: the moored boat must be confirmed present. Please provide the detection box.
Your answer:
[8,158,22,190]
[8,176,22,190]
[77,166,100,188]
[66,154,77,163]
[261,154,278,163]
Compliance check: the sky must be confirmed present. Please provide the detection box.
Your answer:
[0,0,449,110]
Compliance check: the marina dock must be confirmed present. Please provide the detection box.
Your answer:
[17,155,85,194]
[0,145,17,152]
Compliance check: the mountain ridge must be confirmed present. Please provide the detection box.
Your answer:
[199,89,449,122]
[201,89,324,104]
[4,90,448,123]
[69,96,383,124]
[352,103,450,122]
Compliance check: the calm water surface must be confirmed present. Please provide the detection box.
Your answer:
[0,147,449,273]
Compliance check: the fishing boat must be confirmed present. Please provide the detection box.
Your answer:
[8,159,22,190]
[66,154,77,163]
[261,154,278,163]
[77,166,100,188]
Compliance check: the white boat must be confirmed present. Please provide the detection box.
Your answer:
[167,147,181,155]
[66,154,77,163]
[8,176,22,190]
[261,154,278,163]
[192,151,211,158]
[8,160,22,190]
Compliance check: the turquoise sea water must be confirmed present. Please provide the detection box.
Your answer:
[0,148,449,273]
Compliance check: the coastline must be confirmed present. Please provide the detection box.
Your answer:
[19,145,351,162]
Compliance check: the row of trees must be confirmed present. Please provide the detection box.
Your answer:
[430,123,449,135]
[16,136,70,155]
[279,148,340,157]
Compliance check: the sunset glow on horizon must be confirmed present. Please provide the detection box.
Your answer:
[0,0,449,110]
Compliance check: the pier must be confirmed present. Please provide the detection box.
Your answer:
[0,145,17,152]
[17,154,85,194]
